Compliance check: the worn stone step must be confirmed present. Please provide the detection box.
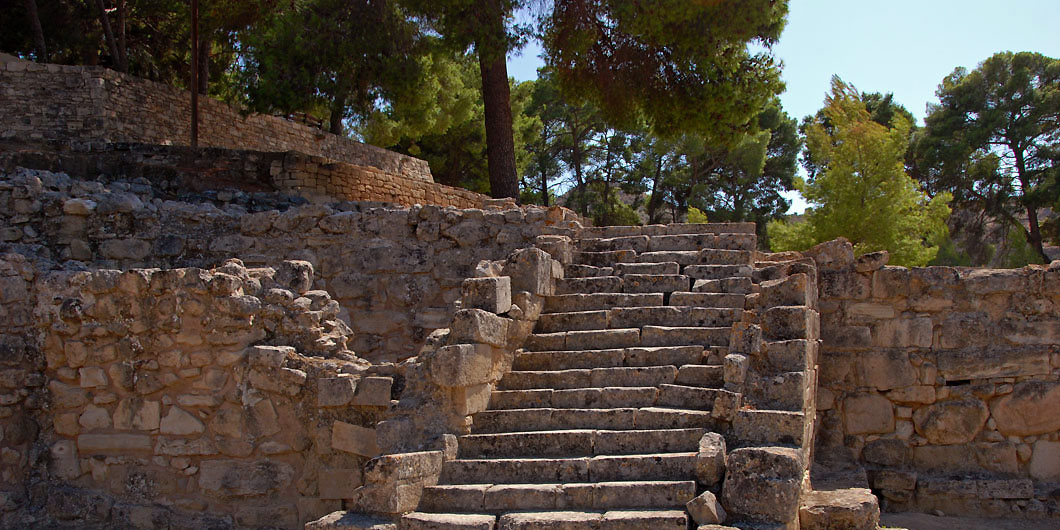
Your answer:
[733,409,808,447]
[458,428,705,458]
[647,233,717,252]
[573,250,637,267]
[545,293,664,313]
[400,512,496,530]
[487,386,719,411]
[637,251,701,266]
[683,264,753,281]
[746,371,808,412]
[440,457,590,484]
[577,236,650,253]
[496,509,688,530]
[665,222,756,235]
[640,326,730,347]
[425,481,695,512]
[692,276,753,295]
[713,233,757,251]
[668,292,745,309]
[472,407,717,433]
[674,364,724,388]
[608,306,741,329]
[556,276,623,295]
[621,274,690,294]
[553,387,662,409]
[524,329,641,352]
[514,349,627,371]
[698,248,754,265]
[613,262,680,275]
[564,264,613,278]
[623,346,706,367]
[489,389,554,410]
[656,384,740,412]
[536,311,610,333]
[498,366,676,391]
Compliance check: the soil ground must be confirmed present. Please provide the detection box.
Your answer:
[880,512,1060,529]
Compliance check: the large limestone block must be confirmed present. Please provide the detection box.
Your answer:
[450,309,511,348]
[353,377,394,407]
[762,306,818,341]
[160,406,204,435]
[401,512,496,530]
[695,432,727,487]
[462,276,513,314]
[1029,441,1060,480]
[687,491,727,525]
[502,248,556,296]
[804,238,854,272]
[990,382,1060,436]
[275,260,314,294]
[842,393,893,435]
[318,377,357,407]
[936,349,1050,380]
[305,512,396,530]
[430,344,494,387]
[798,488,879,530]
[722,447,804,524]
[912,399,988,445]
[333,421,381,457]
[760,273,814,308]
[198,459,295,497]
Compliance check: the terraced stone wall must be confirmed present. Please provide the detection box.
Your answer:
[809,239,1060,518]
[0,59,431,182]
[0,168,581,362]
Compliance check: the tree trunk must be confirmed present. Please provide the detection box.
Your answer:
[1014,149,1050,263]
[95,0,126,72]
[476,3,518,200]
[117,0,127,69]
[329,97,345,135]
[198,38,210,95]
[539,167,549,207]
[647,156,664,224]
[23,0,47,62]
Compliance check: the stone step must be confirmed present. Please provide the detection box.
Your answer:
[545,293,664,313]
[578,222,754,238]
[656,384,740,412]
[647,233,717,252]
[621,274,690,294]
[536,310,610,333]
[713,233,757,251]
[576,235,650,253]
[497,366,678,391]
[683,264,753,281]
[512,346,708,371]
[489,387,686,410]
[699,248,754,265]
[640,326,731,347]
[458,428,705,458]
[420,482,695,513]
[675,365,724,388]
[400,512,496,530]
[668,292,745,309]
[733,409,808,447]
[608,306,741,329]
[495,510,688,530]
[613,262,680,275]
[637,251,700,266]
[573,250,637,267]
[471,407,717,434]
[524,329,641,352]
[692,276,753,295]
[564,264,613,278]
[556,276,623,295]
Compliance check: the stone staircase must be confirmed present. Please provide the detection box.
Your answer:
[399,223,820,529]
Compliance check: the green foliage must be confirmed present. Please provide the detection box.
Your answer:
[772,77,951,267]
[1001,225,1047,268]
[687,207,709,224]
[916,51,1060,263]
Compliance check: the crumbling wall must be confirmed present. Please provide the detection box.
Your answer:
[0,168,581,362]
[809,239,1060,518]
[0,60,431,182]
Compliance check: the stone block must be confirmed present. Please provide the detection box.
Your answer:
[306,512,396,530]
[687,491,727,525]
[990,382,1060,436]
[77,434,152,454]
[912,442,1018,475]
[729,323,762,356]
[78,367,107,388]
[848,302,895,319]
[976,479,1033,500]
[855,251,889,272]
[319,468,363,500]
[855,350,916,391]
[430,344,494,387]
[873,317,932,349]
[50,440,80,480]
[78,405,111,430]
[936,349,1050,380]
[353,377,394,406]
[805,238,854,271]
[462,276,512,314]
[332,421,381,457]
[886,385,935,405]
[862,439,909,467]
[722,447,804,524]
[160,406,204,435]
[723,354,748,385]
[453,383,492,416]
[912,399,988,445]
[113,398,161,431]
[502,248,556,296]
[318,377,357,407]
[842,393,893,435]
[199,459,295,497]
[1029,440,1060,480]
[696,432,726,487]
[799,488,879,530]
[760,273,813,308]
[247,345,293,368]
[872,470,916,492]
[275,260,314,294]
[762,306,818,341]
[449,309,511,348]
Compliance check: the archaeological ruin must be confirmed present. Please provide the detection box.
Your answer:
[1,56,1058,530]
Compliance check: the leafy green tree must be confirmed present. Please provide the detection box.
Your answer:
[915,51,1059,263]
[770,77,951,266]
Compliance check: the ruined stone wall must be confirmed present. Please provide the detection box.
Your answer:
[0,168,580,362]
[809,239,1060,518]
[0,60,431,182]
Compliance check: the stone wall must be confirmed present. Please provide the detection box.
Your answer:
[0,168,581,362]
[808,238,1060,518]
[0,59,431,182]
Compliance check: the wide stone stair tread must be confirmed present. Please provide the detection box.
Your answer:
[534,307,742,334]
[576,235,651,253]
[472,407,718,433]
[639,325,731,347]
[579,222,755,238]
[512,346,713,371]
[620,274,690,294]
[614,261,680,275]
[573,250,637,267]
[556,276,624,294]
[646,233,718,251]
[424,479,696,511]
[564,264,614,278]
[497,366,685,391]
[545,293,664,313]
[457,428,706,458]
[488,386,719,411]
[668,292,746,309]
[400,512,496,530]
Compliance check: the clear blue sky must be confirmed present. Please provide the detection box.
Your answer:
[506,0,1060,213]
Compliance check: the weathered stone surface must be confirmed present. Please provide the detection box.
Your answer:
[854,251,889,272]
[318,377,357,407]
[804,238,854,272]
[50,440,80,480]
[990,382,1060,436]
[722,447,804,524]
[306,512,396,530]
[760,273,813,308]
[333,421,381,457]
[503,248,556,296]
[430,344,494,387]
[319,468,363,500]
[77,434,152,454]
[1029,441,1060,480]
[799,488,879,530]
[198,459,294,497]
[275,260,314,294]
[687,491,727,525]
[912,399,988,445]
[402,512,496,530]
[936,348,1050,380]
[160,406,205,435]
[696,432,726,487]
[353,376,394,406]
[463,276,513,314]
[855,350,916,391]
[912,442,1018,475]
[842,393,893,435]
[450,309,511,348]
